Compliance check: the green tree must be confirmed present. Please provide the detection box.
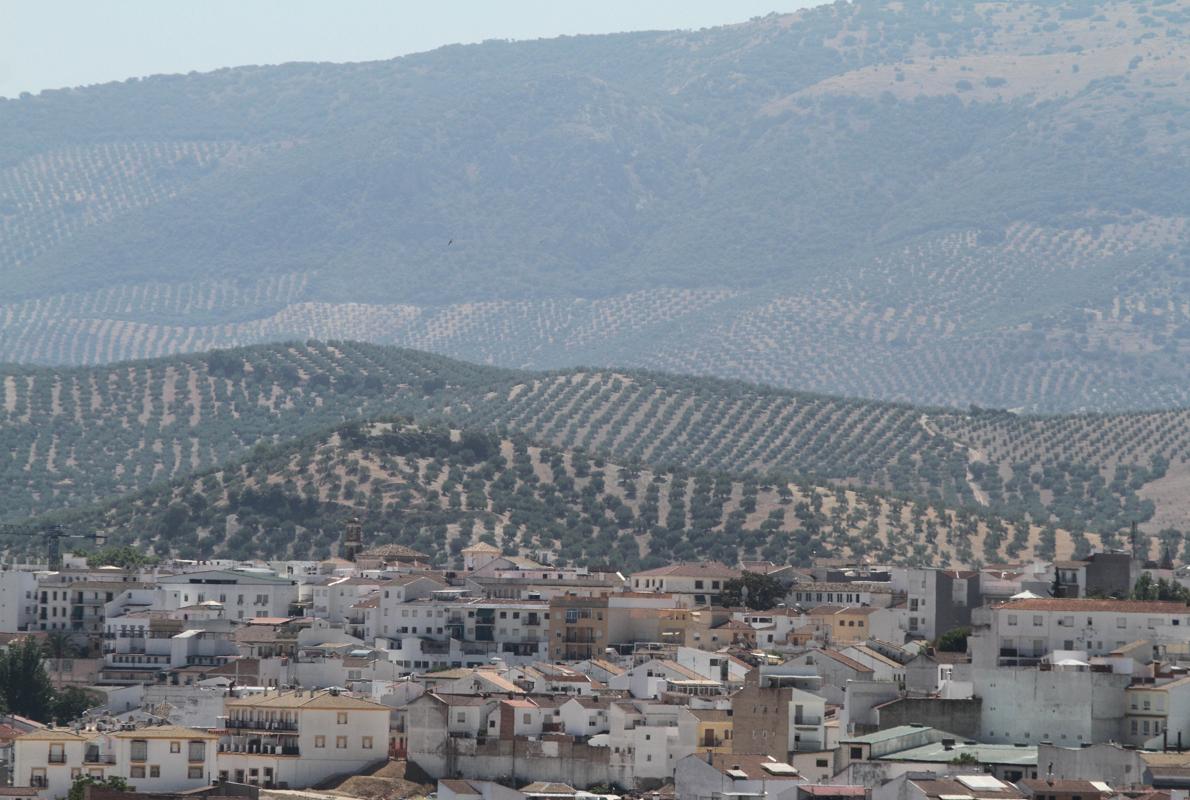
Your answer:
[936,627,970,653]
[67,775,130,800]
[86,545,156,569]
[51,686,97,725]
[42,630,77,686]
[720,572,787,610]
[1132,573,1190,603]
[0,636,54,721]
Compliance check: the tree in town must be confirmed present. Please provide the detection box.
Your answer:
[720,571,787,611]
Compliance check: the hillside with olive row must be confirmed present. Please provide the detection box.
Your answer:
[16,419,1100,571]
[2,0,1188,412]
[2,341,1188,557]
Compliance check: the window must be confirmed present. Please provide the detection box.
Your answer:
[131,740,148,762]
[1033,615,1043,627]
[695,580,704,590]
[188,741,206,762]
[456,712,466,724]
[49,743,65,763]
[131,766,146,779]
[336,736,347,749]
[188,767,204,780]
[362,736,374,749]
[315,736,326,748]
[170,742,181,754]
[817,759,829,768]
[150,766,161,778]
[1117,617,1127,629]
[1007,614,1017,626]
[850,747,863,759]
[337,712,348,724]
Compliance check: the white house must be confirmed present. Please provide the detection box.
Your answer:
[158,570,298,620]
[219,688,390,788]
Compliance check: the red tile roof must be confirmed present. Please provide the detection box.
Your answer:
[996,599,1189,613]
[633,562,741,579]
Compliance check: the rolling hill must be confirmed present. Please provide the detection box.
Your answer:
[2,0,1188,411]
[1,342,1185,560]
[17,418,1097,571]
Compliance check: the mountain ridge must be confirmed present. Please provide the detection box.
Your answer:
[2,0,1188,411]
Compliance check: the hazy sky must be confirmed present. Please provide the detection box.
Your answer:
[0,1,814,99]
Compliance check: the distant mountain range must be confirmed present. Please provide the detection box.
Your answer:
[1,0,1188,411]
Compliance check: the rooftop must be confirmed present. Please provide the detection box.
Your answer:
[633,562,741,579]
[880,741,1037,766]
[996,599,1190,614]
[840,725,941,745]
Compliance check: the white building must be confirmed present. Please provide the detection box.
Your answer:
[219,688,390,788]
[971,598,1190,667]
[0,571,39,632]
[629,563,741,607]
[158,570,298,620]
[12,725,218,799]
[608,700,698,786]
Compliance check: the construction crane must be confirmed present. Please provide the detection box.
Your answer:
[0,524,106,570]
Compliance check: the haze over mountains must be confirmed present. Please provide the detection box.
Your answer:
[2,0,1188,412]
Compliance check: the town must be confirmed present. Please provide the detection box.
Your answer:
[0,521,1186,800]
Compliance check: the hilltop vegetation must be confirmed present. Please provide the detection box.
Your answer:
[1,0,1188,411]
[23,419,1095,571]
[2,342,1187,559]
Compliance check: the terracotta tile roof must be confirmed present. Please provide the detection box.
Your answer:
[439,779,481,795]
[1018,779,1112,794]
[798,787,866,797]
[815,649,875,674]
[708,753,796,780]
[633,562,741,579]
[112,725,219,739]
[997,599,1189,613]
[226,689,388,711]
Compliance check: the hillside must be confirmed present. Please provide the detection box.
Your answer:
[2,1,1188,411]
[1,342,1186,555]
[18,419,1097,571]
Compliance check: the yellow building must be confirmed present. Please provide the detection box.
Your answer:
[691,708,733,754]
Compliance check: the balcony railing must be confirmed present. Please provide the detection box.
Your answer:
[226,720,299,732]
[48,754,67,764]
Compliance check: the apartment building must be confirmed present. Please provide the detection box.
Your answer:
[158,570,299,619]
[12,725,218,797]
[13,729,89,798]
[1122,675,1190,748]
[788,582,896,609]
[219,689,390,788]
[629,563,741,607]
[0,571,39,632]
[731,665,829,759]
[890,568,980,641]
[607,700,699,787]
[971,599,1190,667]
[1052,553,1137,599]
[549,596,609,661]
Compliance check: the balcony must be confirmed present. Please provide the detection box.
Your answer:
[218,743,300,757]
[48,754,67,764]
[84,754,117,765]
[226,720,299,732]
